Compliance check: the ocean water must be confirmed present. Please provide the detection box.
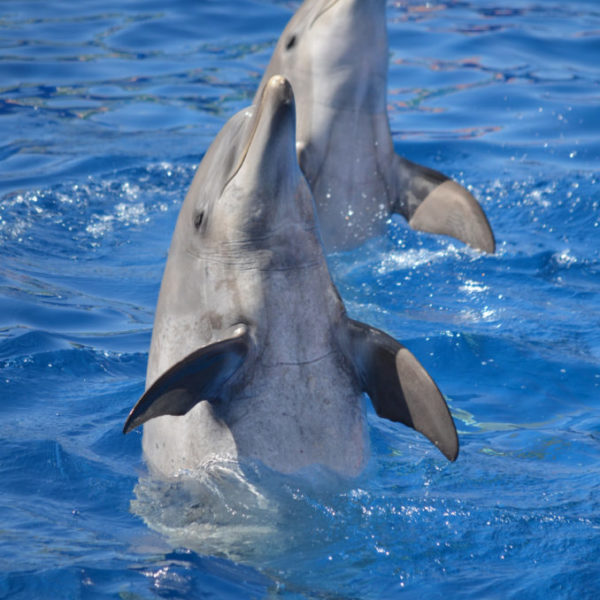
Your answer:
[1,0,599,598]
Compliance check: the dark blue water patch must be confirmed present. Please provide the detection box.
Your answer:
[1,344,145,392]
[0,295,135,336]
[0,438,128,502]
[126,550,273,600]
[1,554,271,600]
[0,568,96,600]
[91,411,144,464]
[0,329,72,360]
[0,340,146,450]
[0,440,141,570]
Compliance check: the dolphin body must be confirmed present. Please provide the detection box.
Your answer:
[256,0,495,253]
[123,76,458,478]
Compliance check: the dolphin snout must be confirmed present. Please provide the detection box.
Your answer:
[265,75,293,105]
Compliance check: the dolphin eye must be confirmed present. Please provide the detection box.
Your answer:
[285,35,296,50]
[193,211,205,230]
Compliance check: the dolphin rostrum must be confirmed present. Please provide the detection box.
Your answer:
[123,75,458,478]
[255,0,495,253]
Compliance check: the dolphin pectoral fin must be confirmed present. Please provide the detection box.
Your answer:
[409,179,496,254]
[392,155,495,253]
[342,319,458,461]
[123,327,249,434]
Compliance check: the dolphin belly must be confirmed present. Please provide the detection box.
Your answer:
[142,353,368,478]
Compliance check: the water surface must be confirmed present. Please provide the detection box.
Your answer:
[1,0,599,598]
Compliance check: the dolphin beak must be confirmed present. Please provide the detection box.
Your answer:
[247,74,296,171]
[252,74,296,157]
[309,0,385,28]
[226,75,297,192]
[262,74,294,109]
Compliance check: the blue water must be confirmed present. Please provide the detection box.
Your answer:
[1,0,599,597]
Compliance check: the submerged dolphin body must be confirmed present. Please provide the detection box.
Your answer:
[123,76,458,478]
[256,0,495,252]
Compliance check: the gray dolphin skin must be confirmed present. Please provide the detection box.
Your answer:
[123,76,458,478]
[256,0,495,253]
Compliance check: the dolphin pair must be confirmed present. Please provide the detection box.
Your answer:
[122,0,493,477]
[123,76,458,477]
[256,0,495,252]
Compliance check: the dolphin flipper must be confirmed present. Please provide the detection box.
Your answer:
[341,318,459,461]
[392,155,495,253]
[123,327,249,434]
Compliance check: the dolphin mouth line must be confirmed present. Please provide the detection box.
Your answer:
[310,0,344,28]
[221,77,291,195]
[221,105,265,195]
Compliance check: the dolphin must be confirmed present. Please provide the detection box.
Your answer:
[255,0,495,253]
[123,75,458,478]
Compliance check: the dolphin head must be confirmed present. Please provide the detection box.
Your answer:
[178,75,321,270]
[264,0,388,114]
[147,75,327,387]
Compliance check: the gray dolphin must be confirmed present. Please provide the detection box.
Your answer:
[123,75,458,478]
[256,0,495,253]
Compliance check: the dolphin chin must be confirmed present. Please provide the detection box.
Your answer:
[124,75,458,478]
[255,0,495,253]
